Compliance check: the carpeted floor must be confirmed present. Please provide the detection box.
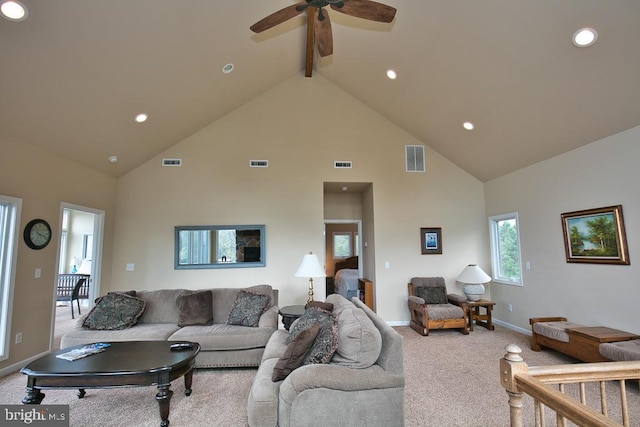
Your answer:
[0,307,637,426]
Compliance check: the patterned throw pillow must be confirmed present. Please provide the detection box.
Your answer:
[82,293,146,330]
[272,323,321,382]
[177,290,214,327]
[286,307,339,364]
[226,290,270,327]
[414,285,448,304]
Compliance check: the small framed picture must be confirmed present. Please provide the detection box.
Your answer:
[420,227,442,255]
[561,205,630,265]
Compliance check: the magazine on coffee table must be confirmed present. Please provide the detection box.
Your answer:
[56,343,111,361]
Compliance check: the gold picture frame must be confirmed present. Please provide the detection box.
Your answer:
[561,205,630,265]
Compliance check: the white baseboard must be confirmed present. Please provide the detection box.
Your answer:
[493,318,531,336]
[0,349,51,378]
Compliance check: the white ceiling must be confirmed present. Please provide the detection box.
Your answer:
[1,1,639,182]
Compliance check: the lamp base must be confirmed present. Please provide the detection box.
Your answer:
[462,284,485,301]
[307,278,314,304]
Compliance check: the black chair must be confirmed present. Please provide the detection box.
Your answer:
[56,274,90,319]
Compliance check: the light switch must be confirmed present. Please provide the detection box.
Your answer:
[126,263,135,271]
[384,261,390,269]
[34,268,41,279]
[525,261,531,270]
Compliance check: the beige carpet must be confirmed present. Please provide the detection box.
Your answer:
[0,308,637,426]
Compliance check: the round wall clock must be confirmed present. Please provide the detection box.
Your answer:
[23,219,52,250]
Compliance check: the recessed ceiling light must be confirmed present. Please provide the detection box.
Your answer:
[107,156,118,163]
[134,113,148,123]
[572,28,598,47]
[386,69,397,80]
[222,63,234,74]
[1,1,28,21]
[463,121,475,130]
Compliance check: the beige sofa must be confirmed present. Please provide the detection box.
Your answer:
[247,294,405,427]
[60,285,278,368]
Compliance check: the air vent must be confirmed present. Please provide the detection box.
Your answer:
[162,158,182,167]
[405,145,425,172]
[334,161,353,169]
[250,160,269,168]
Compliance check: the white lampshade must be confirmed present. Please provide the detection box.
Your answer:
[457,264,491,284]
[294,253,325,278]
[77,259,92,275]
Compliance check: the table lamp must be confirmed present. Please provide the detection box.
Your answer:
[457,264,492,301]
[294,252,325,304]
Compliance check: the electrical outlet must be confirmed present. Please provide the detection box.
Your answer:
[507,304,513,312]
[15,332,22,344]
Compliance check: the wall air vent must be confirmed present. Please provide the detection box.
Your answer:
[334,161,353,169]
[405,145,425,172]
[162,158,182,167]
[249,160,269,168]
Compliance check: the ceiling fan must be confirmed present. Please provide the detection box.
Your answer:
[250,0,397,77]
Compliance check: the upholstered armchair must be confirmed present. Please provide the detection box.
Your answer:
[407,277,469,336]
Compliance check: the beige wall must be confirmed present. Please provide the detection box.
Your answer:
[110,74,487,322]
[0,132,116,371]
[485,125,640,334]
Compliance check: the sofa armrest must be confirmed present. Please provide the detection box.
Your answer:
[408,295,425,305]
[258,305,279,329]
[447,293,467,306]
[282,364,404,398]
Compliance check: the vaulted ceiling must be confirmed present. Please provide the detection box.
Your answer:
[1,1,639,182]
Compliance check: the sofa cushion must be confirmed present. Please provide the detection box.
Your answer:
[61,324,181,348]
[331,307,382,368]
[169,323,275,351]
[599,340,640,361]
[426,303,464,320]
[82,293,146,330]
[532,321,581,343]
[177,290,214,327]
[227,291,271,327]
[272,323,321,381]
[414,285,447,304]
[136,289,190,324]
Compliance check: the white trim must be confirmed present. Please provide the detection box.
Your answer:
[488,212,524,286]
[0,195,21,362]
[492,318,532,336]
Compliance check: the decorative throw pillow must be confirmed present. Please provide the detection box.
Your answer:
[82,293,146,330]
[305,301,334,312]
[414,286,448,304]
[177,290,213,327]
[272,323,321,382]
[94,290,137,304]
[286,307,339,364]
[226,290,270,327]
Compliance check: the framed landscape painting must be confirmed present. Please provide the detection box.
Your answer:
[420,227,442,255]
[561,205,630,265]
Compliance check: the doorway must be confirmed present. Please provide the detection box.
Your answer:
[52,203,104,349]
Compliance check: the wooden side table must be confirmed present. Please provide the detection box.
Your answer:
[279,305,305,331]
[467,299,496,331]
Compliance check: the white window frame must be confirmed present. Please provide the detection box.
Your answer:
[0,195,21,361]
[488,212,523,286]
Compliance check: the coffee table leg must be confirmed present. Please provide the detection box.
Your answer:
[184,368,194,396]
[155,384,173,427]
[23,377,45,404]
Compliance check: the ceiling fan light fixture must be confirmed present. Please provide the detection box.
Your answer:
[386,69,397,80]
[1,0,27,21]
[572,28,598,47]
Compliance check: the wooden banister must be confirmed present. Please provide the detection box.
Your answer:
[500,344,640,427]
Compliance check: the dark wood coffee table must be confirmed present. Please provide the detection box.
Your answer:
[20,341,200,427]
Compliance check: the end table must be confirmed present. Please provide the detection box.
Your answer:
[279,305,305,331]
[467,299,496,331]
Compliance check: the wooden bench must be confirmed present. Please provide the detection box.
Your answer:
[530,317,640,362]
[56,274,90,318]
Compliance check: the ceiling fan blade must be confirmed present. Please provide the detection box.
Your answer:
[250,3,307,33]
[314,9,333,57]
[330,0,397,23]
